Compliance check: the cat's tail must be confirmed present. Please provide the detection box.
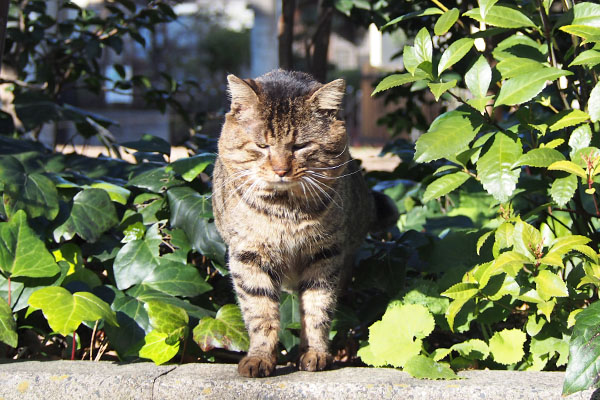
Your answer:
[369,191,399,233]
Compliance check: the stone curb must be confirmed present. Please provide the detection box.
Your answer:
[0,361,598,400]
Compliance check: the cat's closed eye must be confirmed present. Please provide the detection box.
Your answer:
[292,143,310,151]
[256,143,269,149]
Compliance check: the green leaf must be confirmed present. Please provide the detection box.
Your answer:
[113,223,162,290]
[463,5,535,28]
[403,46,419,76]
[428,80,457,101]
[0,210,60,278]
[121,134,171,155]
[126,285,214,320]
[451,338,489,360]
[146,301,188,341]
[567,2,600,27]
[128,167,183,193]
[512,148,565,169]
[367,304,434,368]
[142,260,212,298]
[495,68,572,106]
[569,124,593,157]
[167,187,226,266]
[550,174,577,207]
[465,55,492,98]
[438,39,474,75]
[415,110,482,163]
[538,299,556,321]
[193,304,249,352]
[138,331,179,365]
[526,314,545,337]
[404,355,460,379]
[53,188,119,243]
[423,172,470,203]
[495,58,546,80]
[372,72,427,95]
[434,8,460,36]
[477,233,493,255]
[548,235,591,256]
[589,82,600,123]
[446,297,470,332]
[548,160,587,178]
[548,109,590,131]
[491,250,531,277]
[489,328,526,365]
[563,300,600,395]
[441,282,479,300]
[476,132,522,203]
[534,270,569,300]
[357,344,385,367]
[414,28,433,65]
[28,287,118,336]
[570,50,600,68]
[382,8,443,29]
[89,181,130,205]
[513,220,542,260]
[0,156,59,220]
[166,153,216,182]
[478,0,499,19]
[559,25,600,42]
[0,300,17,348]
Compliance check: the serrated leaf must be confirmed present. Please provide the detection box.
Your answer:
[53,188,119,243]
[489,328,526,365]
[28,287,118,336]
[415,110,482,163]
[590,82,600,123]
[492,250,531,277]
[496,57,546,79]
[551,174,577,206]
[441,282,479,300]
[438,39,474,75]
[193,304,248,352]
[0,210,60,278]
[428,80,457,101]
[513,220,542,260]
[567,2,600,27]
[572,245,599,263]
[567,309,583,329]
[512,148,565,168]
[477,231,493,255]
[0,301,17,348]
[464,5,535,28]
[372,72,426,95]
[414,28,433,65]
[563,300,600,395]
[495,68,572,106]
[357,344,385,367]
[548,160,587,178]
[534,270,569,300]
[466,55,492,98]
[559,25,600,42]
[548,109,590,131]
[478,0,499,19]
[570,50,600,68]
[404,355,460,379]
[166,153,216,182]
[569,124,593,157]
[403,46,419,76]
[446,297,470,332]
[138,331,179,365]
[382,8,443,29]
[451,338,489,360]
[538,299,556,321]
[423,172,470,203]
[548,235,591,256]
[434,8,460,36]
[476,132,522,203]
[526,314,545,337]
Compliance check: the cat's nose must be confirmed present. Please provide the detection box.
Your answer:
[273,167,290,177]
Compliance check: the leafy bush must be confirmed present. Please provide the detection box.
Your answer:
[339,0,600,394]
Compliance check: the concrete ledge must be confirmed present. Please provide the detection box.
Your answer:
[0,361,598,400]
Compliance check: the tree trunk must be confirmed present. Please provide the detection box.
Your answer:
[278,0,295,71]
[307,3,332,83]
[0,0,9,74]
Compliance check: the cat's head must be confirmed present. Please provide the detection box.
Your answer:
[218,70,350,193]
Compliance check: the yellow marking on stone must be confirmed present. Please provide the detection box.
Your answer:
[278,383,286,389]
[366,384,374,388]
[202,387,212,395]
[50,375,69,381]
[393,383,409,388]
[17,381,29,393]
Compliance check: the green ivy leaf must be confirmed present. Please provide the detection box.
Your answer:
[415,110,482,163]
[89,181,131,205]
[121,134,171,155]
[563,300,600,395]
[476,132,522,203]
[0,210,60,278]
[550,174,577,207]
[534,270,569,300]
[589,82,600,123]
[53,188,119,243]
[28,287,118,336]
[146,301,188,342]
[512,148,565,169]
[423,171,470,203]
[166,153,216,182]
[495,68,572,106]
[404,355,460,379]
[465,55,492,98]
[438,39,474,75]
[126,285,214,320]
[138,330,179,365]
[193,304,249,352]
[0,300,17,348]
[464,5,535,28]
[489,328,526,365]
[142,260,212,298]
[434,8,459,36]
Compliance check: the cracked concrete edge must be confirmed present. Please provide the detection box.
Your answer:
[0,361,598,400]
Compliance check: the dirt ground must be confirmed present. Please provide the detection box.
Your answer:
[58,145,401,172]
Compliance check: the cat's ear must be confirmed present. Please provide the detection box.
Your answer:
[227,74,259,109]
[309,79,346,111]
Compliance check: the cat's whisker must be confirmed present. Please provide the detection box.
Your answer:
[301,176,326,209]
[306,169,362,180]
[310,158,354,171]
[332,143,348,159]
[303,175,341,209]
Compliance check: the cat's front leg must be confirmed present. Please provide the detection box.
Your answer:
[229,249,281,378]
[297,247,342,372]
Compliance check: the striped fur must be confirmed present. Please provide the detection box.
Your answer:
[212,70,385,378]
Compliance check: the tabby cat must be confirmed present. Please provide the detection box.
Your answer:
[212,70,397,378]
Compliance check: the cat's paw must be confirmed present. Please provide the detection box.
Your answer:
[238,355,276,378]
[298,349,331,372]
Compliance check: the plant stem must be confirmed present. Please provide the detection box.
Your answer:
[89,321,99,361]
[7,276,11,306]
[71,333,76,361]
